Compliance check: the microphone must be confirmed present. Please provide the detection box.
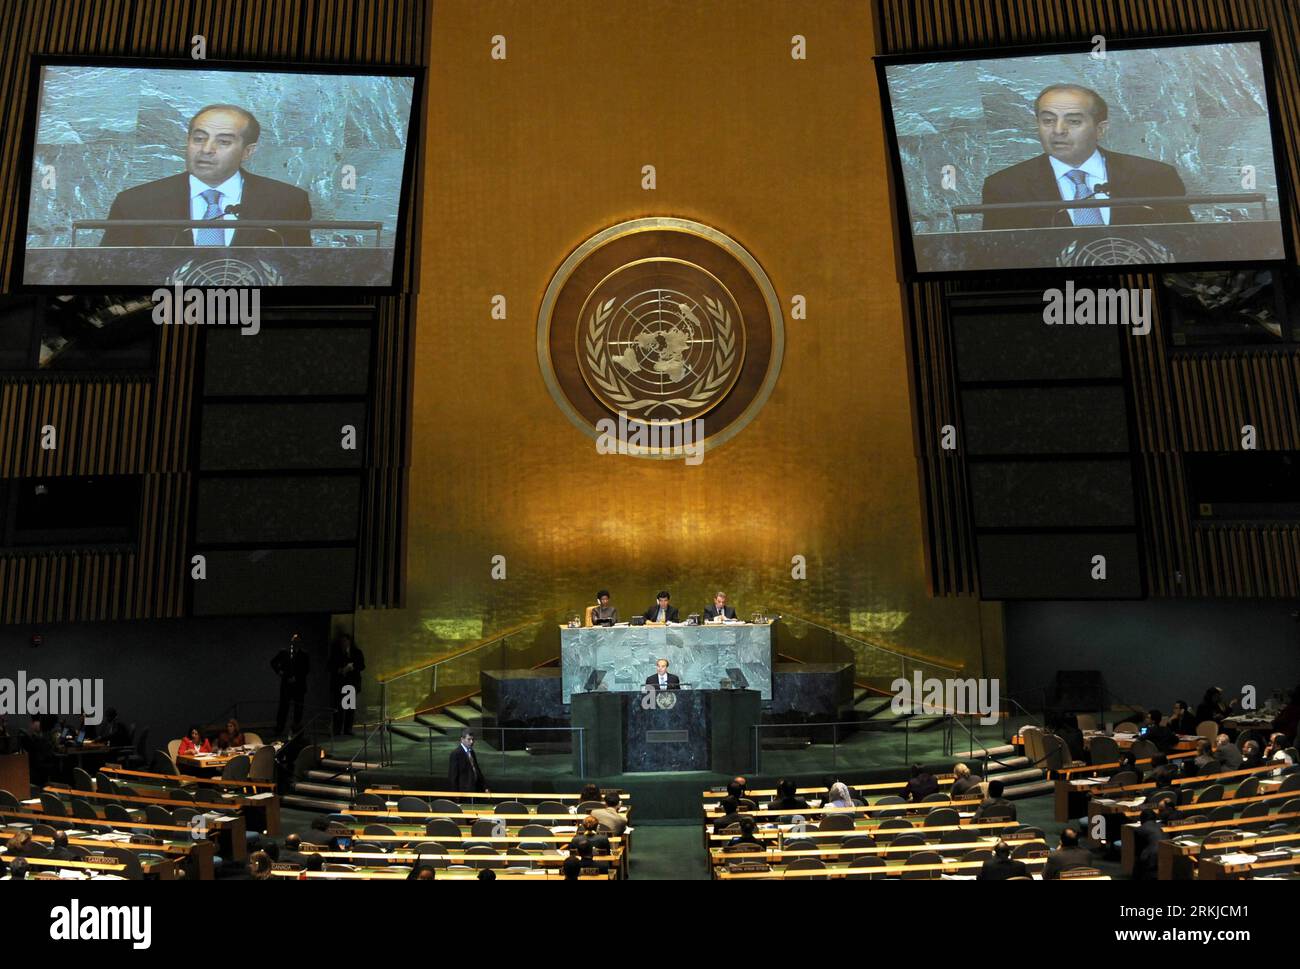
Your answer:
[223,204,241,216]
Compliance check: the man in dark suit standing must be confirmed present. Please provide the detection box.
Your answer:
[100,104,313,247]
[271,633,310,737]
[645,658,681,691]
[703,590,736,622]
[642,591,679,623]
[328,633,366,737]
[448,729,488,792]
[980,84,1193,230]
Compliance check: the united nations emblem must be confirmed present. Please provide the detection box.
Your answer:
[167,257,284,287]
[538,218,784,456]
[655,690,677,710]
[1056,237,1175,268]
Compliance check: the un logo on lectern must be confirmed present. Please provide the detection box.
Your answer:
[167,257,284,287]
[538,218,784,455]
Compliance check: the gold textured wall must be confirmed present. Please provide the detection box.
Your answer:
[354,0,999,710]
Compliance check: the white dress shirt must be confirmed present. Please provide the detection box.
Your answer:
[189,171,244,246]
[1049,149,1110,225]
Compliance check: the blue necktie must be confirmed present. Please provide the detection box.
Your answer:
[195,189,226,245]
[1066,169,1103,225]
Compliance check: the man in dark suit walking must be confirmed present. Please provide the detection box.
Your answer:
[448,729,488,792]
[271,633,310,737]
[642,591,679,623]
[703,590,737,622]
[100,104,313,247]
[980,84,1193,230]
[645,658,681,691]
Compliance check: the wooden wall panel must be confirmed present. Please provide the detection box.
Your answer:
[0,0,425,622]
[880,0,1300,598]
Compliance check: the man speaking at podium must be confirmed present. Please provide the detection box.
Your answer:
[100,104,313,247]
[645,658,680,691]
[980,84,1193,230]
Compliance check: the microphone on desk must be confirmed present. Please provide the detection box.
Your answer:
[223,204,241,216]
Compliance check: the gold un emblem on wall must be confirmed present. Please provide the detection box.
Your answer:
[538,218,784,457]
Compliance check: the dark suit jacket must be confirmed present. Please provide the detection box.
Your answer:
[1216,742,1243,770]
[974,796,1017,822]
[645,673,681,690]
[703,604,737,621]
[329,644,366,690]
[1144,724,1177,752]
[1043,846,1094,879]
[448,744,487,792]
[100,170,313,247]
[642,604,680,623]
[980,149,1193,230]
[271,647,310,695]
[978,857,1029,880]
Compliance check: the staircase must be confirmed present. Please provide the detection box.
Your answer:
[950,741,1054,799]
[281,753,383,813]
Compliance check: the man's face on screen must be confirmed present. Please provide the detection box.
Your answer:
[187,109,257,186]
[1035,89,1108,167]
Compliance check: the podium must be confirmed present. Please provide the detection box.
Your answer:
[571,690,759,775]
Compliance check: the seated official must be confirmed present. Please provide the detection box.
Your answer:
[1240,740,1265,769]
[973,780,1017,821]
[712,796,748,835]
[642,590,679,623]
[903,763,939,802]
[726,776,748,801]
[568,816,612,856]
[591,589,618,625]
[177,725,211,757]
[1142,710,1177,753]
[1168,700,1197,736]
[100,708,131,748]
[768,778,809,812]
[1196,686,1236,726]
[978,841,1029,880]
[826,781,855,809]
[1146,754,1177,791]
[951,762,983,798]
[1215,733,1243,770]
[645,658,680,691]
[576,783,602,805]
[1186,739,1217,777]
[226,718,247,747]
[100,104,312,248]
[1042,826,1092,879]
[591,792,628,835]
[729,816,762,847]
[703,591,736,622]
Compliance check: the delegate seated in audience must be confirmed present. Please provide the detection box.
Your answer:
[590,792,627,834]
[1043,826,1092,879]
[1147,753,1177,790]
[1273,687,1300,743]
[950,762,983,798]
[726,775,748,800]
[101,708,131,747]
[177,725,211,757]
[568,816,611,856]
[278,833,323,871]
[826,781,855,808]
[713,796,749,834]
[903,763,939,801]
[768,779,809,811]
[1131,807,1170,881]
[47,832,77,862]
[5,832,34,857]
[572,840,609,874]
[1196,686,1236,726]
[1142,710,1176,753]
[249,850,273,881]
[1265,733,1296,772]
[1186,739,1217,777]
[576,783,601,806]
[20,717,56,787]
[1052,715,1086,763]
[977,840,1028,880]
[1168,700,1197,735]
[1240,740,1264,769]
[562,851,582,880]
[1215,733,1243,770]
[974,780,1017,821]
[729,816,761,847]
[226,718,246,747]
